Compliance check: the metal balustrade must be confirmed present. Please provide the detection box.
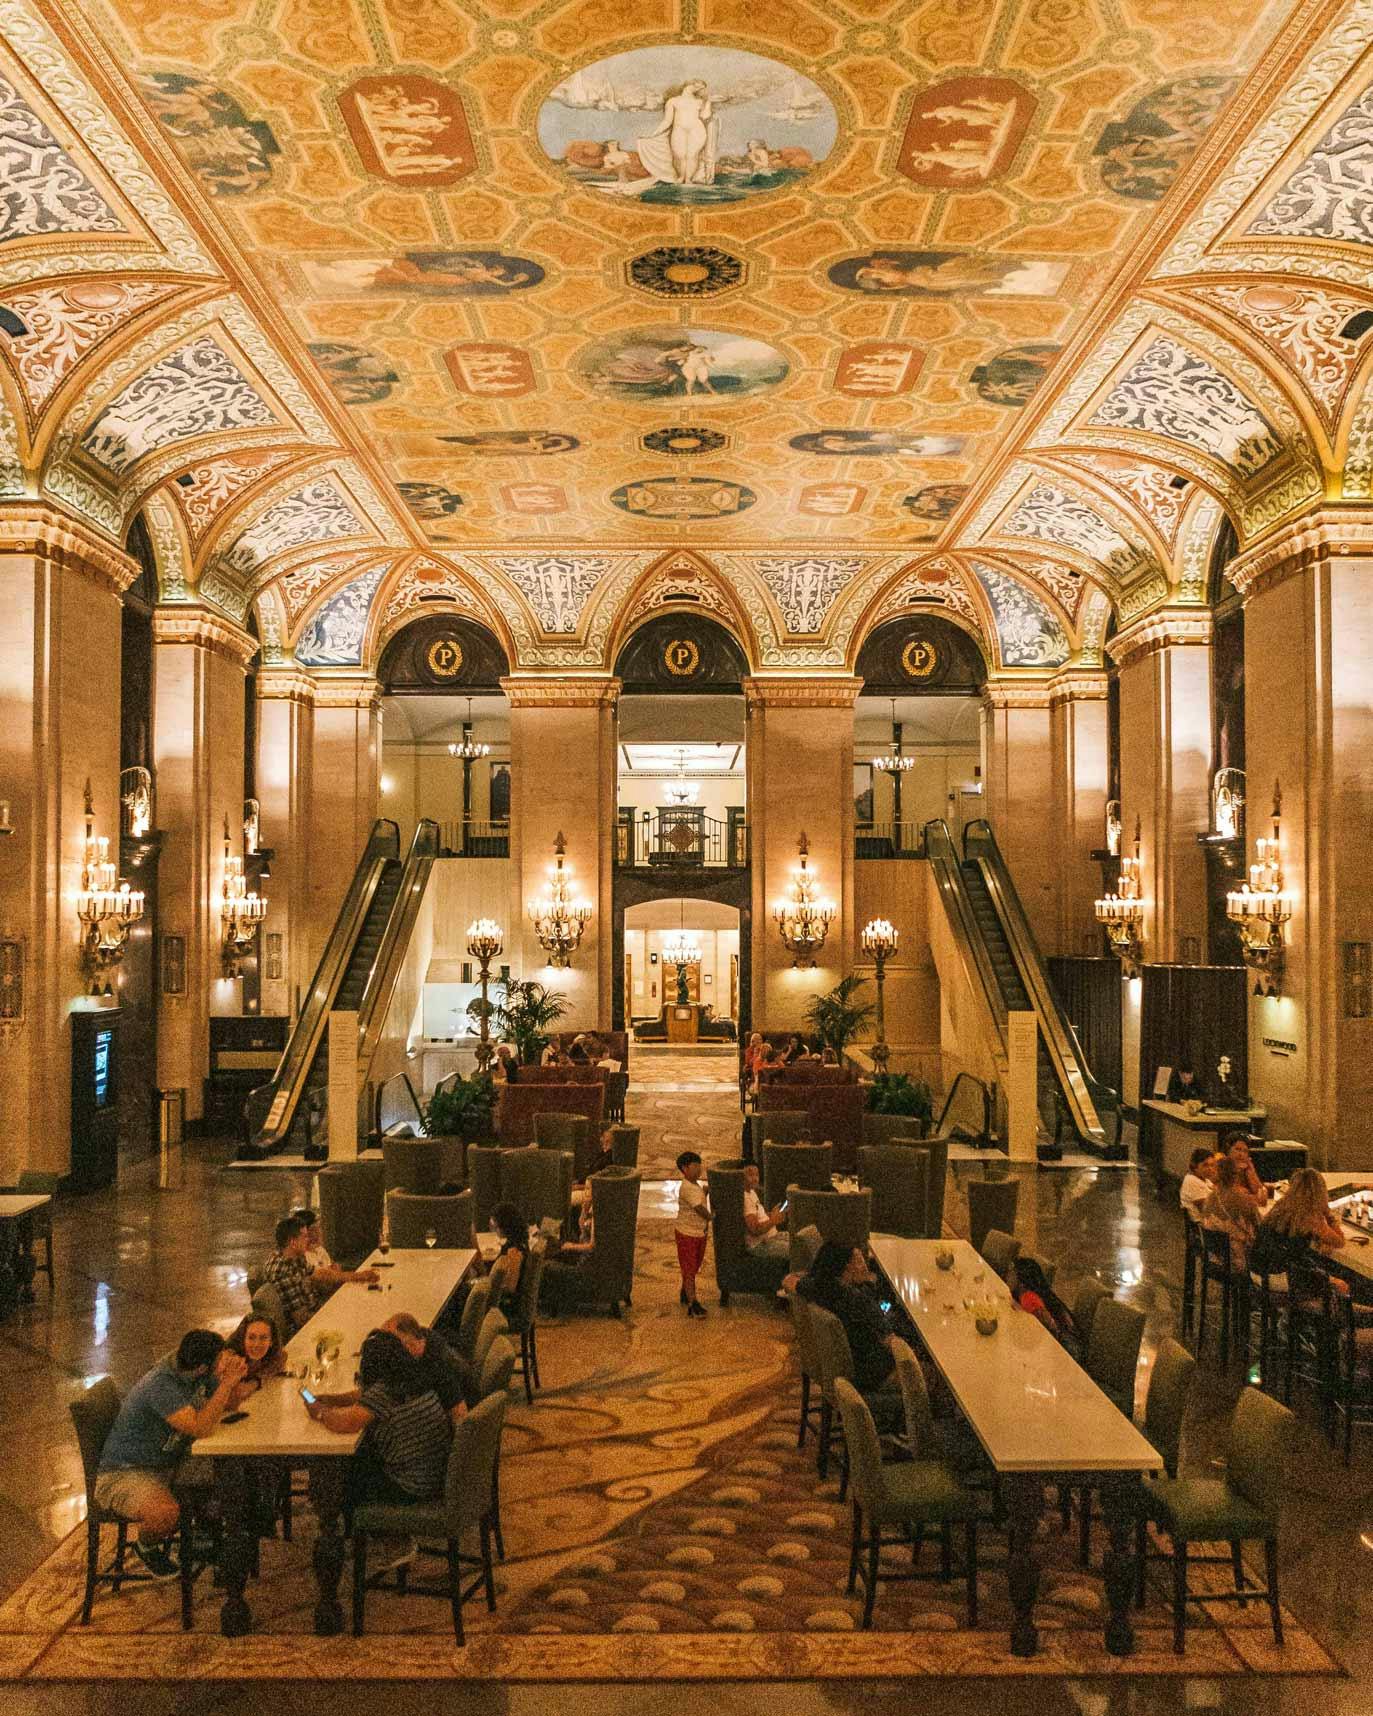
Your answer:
[854,821,924,859]
[616,807,748,869]
[437,819,510,857]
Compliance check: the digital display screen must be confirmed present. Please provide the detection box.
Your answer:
[93,1028,112,1108]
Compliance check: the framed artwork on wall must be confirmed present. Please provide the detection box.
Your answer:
[853,763,874,826]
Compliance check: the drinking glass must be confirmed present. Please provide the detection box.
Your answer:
[424,1228,438,1250]
[378,1237,391,1258]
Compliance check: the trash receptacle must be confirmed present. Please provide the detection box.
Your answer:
[157,1088,186,1191]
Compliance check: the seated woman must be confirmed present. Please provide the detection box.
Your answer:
[492,1043,518,1084]
[567,1034,591,1065]
[1200,1155,1264,1270]
[487,1202,529,1315]
[541,1181,597,1311]
[782,1034,805,1066]
[1179,1145,1220,1223]
[795,1241,899,1401]
[1249,1167,1345,1285]
[305,1329,451,1507]
[225,1313,286,1403]
[1010,1258,1078,1352]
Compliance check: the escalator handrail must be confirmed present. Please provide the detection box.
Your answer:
[922,818,1010,1053]
[962,819,1105,1144]
[250,818,401,1149]
[934,1070,994,1145]
[357,818,440,1070]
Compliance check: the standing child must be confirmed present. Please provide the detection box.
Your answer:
[674,1151,712,1318]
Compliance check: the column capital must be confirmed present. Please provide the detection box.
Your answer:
[500,675,620,709]
[982,677,1053,710]
[742,675,863,710]
[256,665,318,705]
[1107,605,1212,670]
[312,672,381,710]
[151,604,258,667]
[1229,505,1373,601]
[1048,669,1110,706]
[0,501,138,594]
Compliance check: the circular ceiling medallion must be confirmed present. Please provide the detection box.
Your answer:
[425,636,464,679]
[628,245,746,298]
[902,638,939,680]
[664,638,701,677]
[641,425,729,457]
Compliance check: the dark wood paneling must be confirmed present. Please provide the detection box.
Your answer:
[1139,963,1249,1117]
[1047,955,1122,1093]
[614,612,748,693]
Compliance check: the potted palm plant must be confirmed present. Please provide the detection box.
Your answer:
[862,1071,935,1145]
[803,974,875,1059]
[489,977,571,1066]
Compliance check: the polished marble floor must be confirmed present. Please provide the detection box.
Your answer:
[1,1094,1371,1712]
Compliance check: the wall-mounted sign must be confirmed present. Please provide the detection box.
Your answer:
[1261,1035,1298,1058]
[664,638,700,677]
[425,636,464,679]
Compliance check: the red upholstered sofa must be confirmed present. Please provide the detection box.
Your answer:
[758,1080,865,1171]
[496,1081,605,1145]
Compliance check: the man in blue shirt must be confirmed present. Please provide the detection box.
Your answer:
[95,1329,247,1578]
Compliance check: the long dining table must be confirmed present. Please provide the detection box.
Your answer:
[193,1245,476,1636]
[870,1235,1161,1658]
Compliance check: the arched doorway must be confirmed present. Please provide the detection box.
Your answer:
[852,615,986,856]
[623,897,740,1043]
[376,614,512,855]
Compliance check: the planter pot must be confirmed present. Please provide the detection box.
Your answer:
[861,1112,928,1147]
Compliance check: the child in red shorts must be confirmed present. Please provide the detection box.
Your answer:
[674,1151,712,1318]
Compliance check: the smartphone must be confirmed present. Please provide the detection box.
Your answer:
[221,1410,249,1425]
[299,1386,317,1407]
[779,1198,789,1216]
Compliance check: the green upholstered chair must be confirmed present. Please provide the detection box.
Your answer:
[540,1167,640,1317]
[316,1160,384,1265]
[471,1309,509,1382]
[1072,1276,1112,1347]
[503,1251,545,1404]
[1141,1386,1294,1653]
[383,1136,447,1195]
[979,1228,1021,1281]
[386,1188,475,1250]
[790,1292,825,1451]
[890,1337,936,1457]
[499,1146,573,1230]
[762,1140,832,1214]
[786,1188,871,1272]
[351,1392,507,1643]
[535,1111,595,1175]
[806,1302,857,1480]
[1085,1297,1146,1419]
[608,1124,640,1168]
[858,1145,929,1239]
[709,1160,790,1305]
[456,1275,492,1367]
[833,1376,979,1630]
[749,1109,810,1164]
[790,1223,823,1274]
[468,1146,503,1232]
[967,1175,1019,1253]
[476,1332,517,1401]
[918,1132,950,1236]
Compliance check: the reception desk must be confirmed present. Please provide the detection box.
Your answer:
[1142,1100,1266,1180]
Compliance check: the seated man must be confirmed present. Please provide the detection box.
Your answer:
[291,1206,381,1292]
[381,1312,470,1423]
[741,1162,788,1265]
[95,1330,247,1578]
[263,1215,323,1335]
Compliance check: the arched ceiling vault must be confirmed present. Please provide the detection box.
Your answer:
[1,0,1372,675]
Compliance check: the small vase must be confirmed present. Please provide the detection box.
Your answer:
[975,1315,999,1337]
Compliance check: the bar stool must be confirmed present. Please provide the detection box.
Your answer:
[1180,1211,1202,1338]
[1196,1228,1243,1366]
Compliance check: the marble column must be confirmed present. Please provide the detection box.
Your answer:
[307,675,381,972]
[255,666,315,1021]
[1108,608,1213,965]
[744,677,860,1030]
[981,680,1058,952]
[502,676,618,1029]
[1231,511,1373,1168]
[1049,671,1111,957]
[0,509,133,1179]
[152,607,256,1123]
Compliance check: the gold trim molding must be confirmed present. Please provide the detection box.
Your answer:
[1107,607,1213,670]
[1048,671,1110,706]
[0,503,138,594]
[500,676,620,709]
[982,679,1054,710]
[151,605,258,666]
[312,674,381,710]
[255,666,318,705]
[742,676,863,710]
[1228,507,1373,602]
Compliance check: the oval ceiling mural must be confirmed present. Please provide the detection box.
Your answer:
[538,47,838,206]
[577,325,788,403]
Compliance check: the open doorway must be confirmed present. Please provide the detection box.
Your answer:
[623,897,740,1045]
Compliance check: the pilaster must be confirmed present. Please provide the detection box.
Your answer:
[307,674,382,972]
[255,667,316,1020]
[1049,671,1111,957]
[981,679,1057,951]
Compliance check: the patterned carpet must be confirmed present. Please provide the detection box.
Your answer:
[0,1200,1344,1684]
[629,1045,744,1182]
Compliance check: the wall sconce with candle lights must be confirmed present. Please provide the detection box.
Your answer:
[774,833,836,969]
[76,780,144,995]
[221,814,267,977]
[1095,816,1144,977]
[1227,782,1291,997]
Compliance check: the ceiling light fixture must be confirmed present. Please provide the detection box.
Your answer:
[872,699,913,774]
[663,746,699,805]
[449,698,491,762]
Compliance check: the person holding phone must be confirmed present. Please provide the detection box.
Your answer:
[740,1162,788,1265]
[302,1329,450,1509]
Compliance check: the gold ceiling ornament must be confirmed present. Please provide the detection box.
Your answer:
[76,780,144,996]
[526,832,591,969]
[773,833,836,970]
[1095,816,1144,977]
[1227,782,1292,998]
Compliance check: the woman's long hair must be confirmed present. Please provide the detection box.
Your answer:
[1262,1167,1331,1239]
[358,1329,422,1398]
[492,1202,529,1254]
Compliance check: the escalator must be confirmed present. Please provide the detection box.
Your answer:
[925,818,1121,1158]
[239,818,439,1158]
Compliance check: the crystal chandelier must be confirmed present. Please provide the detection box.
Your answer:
[221,814,267,977]
[1226,782,1291,996]
[872,699,913,774]
[1095,816,1144,975]
[527,832,592,968]
[663,930,701,969]
[662,746,699,806]
[76,780,144,995]
[773,832,836,969]
[448,698,491,762]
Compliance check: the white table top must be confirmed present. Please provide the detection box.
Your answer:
[1142,1100,1262,1124]
[870,1236,1161,1476]
[0,1195,50,1219]
[1322,1172,1373,1284]
[193,1247,475,1459]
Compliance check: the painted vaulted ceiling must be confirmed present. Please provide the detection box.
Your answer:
[1,0,1372,675]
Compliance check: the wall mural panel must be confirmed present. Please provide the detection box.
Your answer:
[970,559,1070,668]
[492,553,612,633]
[577,326,787,403]
[1247,81,1373,246]
[0,71,124,243]
[223,477,367,576]
[755,556,864,634]
[1000,481,1145,580]
[168,447,297,547]
[138,72,279,197]
[609,476,755,519]
[295,566,384,665]
[0,278,175,414]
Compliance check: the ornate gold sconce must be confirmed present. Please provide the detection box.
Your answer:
[221,814,267,977]
[76,781,144,995]
[1226,782,1291,997]
[527,833,591,968]
[773,833,836,969]
[1095,816,1145,977]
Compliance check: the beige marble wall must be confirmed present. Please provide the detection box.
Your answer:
[854,860,940,1078]
[255,668,314,1019]
[307,676,380,971]
[982,686,1058,951]
[745,679,858,1030]
[0,516,133,1179]
[152,610,253,1121]
[1050,677,1110,958]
